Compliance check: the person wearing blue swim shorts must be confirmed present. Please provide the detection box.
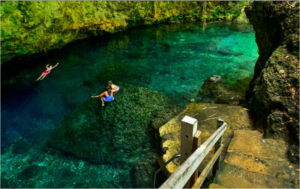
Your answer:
[108,80,120,94]
[91,86,114,106]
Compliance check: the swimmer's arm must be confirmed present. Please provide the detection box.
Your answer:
[91,92,105,98]
[52,63,59,69]
[46,64,50,68]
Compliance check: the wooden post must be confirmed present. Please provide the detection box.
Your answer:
[190,131,202,188]
[212,117,224,176]
[180,116,198,188]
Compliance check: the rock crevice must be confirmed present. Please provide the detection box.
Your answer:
[245,1,299,163]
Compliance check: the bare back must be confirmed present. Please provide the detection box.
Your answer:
[111,84,118,91]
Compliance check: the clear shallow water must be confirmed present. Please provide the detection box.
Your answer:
[1,21,258,187]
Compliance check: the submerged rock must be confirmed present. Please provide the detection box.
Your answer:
[17,165,42,180]
[133,152,166,188]
[217,46,234,56]
[190,42,218,53]
[48,84,179,169]
[46,84,181,188]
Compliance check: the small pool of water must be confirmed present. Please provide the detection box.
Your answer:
[1,21,258,187]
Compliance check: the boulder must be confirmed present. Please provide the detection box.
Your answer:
[48,84,179,168]
[209,75,222,83]
[199,75,225,101]
[215,93,244,105]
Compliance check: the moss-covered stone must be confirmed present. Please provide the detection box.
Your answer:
[17,165,43,180]
[48,84,179,168]
[1,1,247,63]
[245,1,299,162]
[198,75,249,105]
[32,84,182,188]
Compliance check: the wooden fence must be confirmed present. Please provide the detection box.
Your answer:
[159,116,227,189]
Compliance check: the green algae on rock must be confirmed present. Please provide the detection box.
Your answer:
[1,1,248,63]
[48,84,177,164]
[245,1,299,163]
[198,75,250,105]
[47,84,180,187]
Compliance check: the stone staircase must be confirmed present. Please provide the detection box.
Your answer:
[210,130,299,188]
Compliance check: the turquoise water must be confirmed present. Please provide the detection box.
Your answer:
[1,21,258,188]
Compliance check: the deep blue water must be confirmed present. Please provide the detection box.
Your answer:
[1,21,258,187]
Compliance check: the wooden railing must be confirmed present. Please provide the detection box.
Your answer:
[159,116,227,189]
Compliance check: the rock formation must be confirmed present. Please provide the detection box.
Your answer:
[198,75,244,105]
[47,84,180,187]
[1,1,247,63]
[245,1,299,163]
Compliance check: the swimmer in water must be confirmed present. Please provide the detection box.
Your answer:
[91,86,114,106]
[108,80,120,94]
[36,63,59,81]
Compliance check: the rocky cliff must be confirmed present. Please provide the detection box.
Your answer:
[1,1,247,63]
[245,1,299,163]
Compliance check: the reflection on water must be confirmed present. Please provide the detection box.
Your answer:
[1,21,258,187]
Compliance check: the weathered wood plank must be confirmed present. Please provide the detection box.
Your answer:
[213,117,224,175]
[190,131,202,187]
[191,145,225,189]
[159,123,227,189]
[180,116,198,164]
[180,116,198,187]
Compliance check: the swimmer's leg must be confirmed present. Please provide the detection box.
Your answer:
[40,74,48,80]
[36,73,45,81]
[101,97,105,106]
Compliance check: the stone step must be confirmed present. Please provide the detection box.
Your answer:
[213,162,294,188]
[209,183,227,188]
[224,130,298,183]
[159,103,254,175]
[227,130,288,160]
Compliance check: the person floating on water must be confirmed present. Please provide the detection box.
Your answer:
[91,86,114,106]
[36,63,59,81]
[108,80,120,93]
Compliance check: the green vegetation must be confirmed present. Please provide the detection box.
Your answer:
[48,83,178,166]
[47,84,179,187]
[1,1,247,63]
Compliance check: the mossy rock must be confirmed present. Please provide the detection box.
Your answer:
[48,84,178,167]
[245,1,299,162]
[1,1,245,63]
[17,165,43,180]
